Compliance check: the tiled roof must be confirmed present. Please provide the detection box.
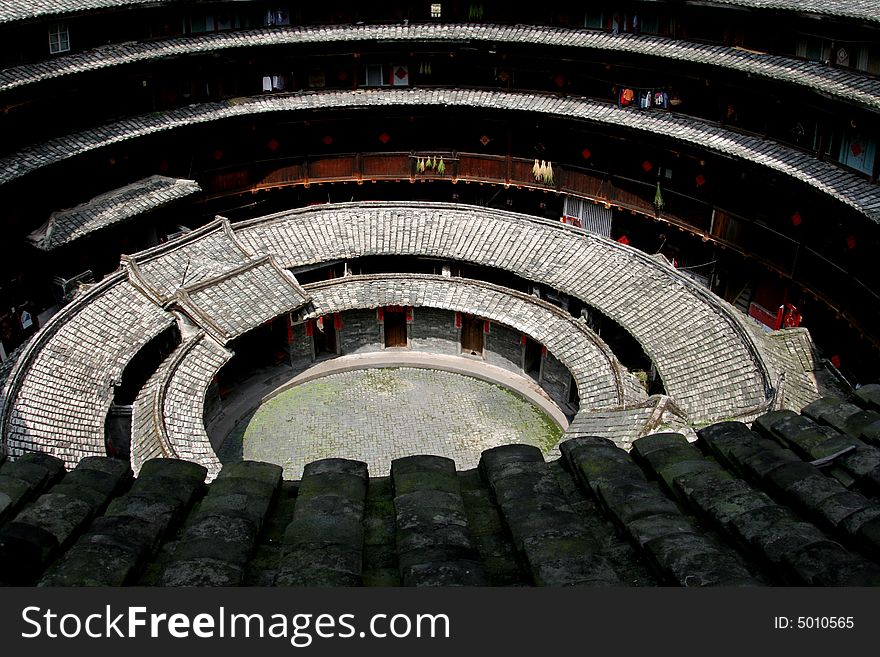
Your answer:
[26,175,200,251]
[698,0,880,23]
[302,273,643,411]
[565,396,692,452]
[175,256,310,344]
[0,273,175,467]
[3,392,880,586]
[0,0,160,24]
[1,24,877,112]
[131,331,231,482]
[1,89,877,222]
[236,202,784,422]
[1,202,819,474]
[0,1,875,25]
[124,217,252,303]
[744,324,825,414]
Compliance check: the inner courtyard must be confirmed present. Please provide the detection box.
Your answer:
[219,367,562,477]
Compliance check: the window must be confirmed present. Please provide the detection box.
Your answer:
[365,64,385,87]
[265,8,290,26]
[639,14,660,35]
[430,3,442,19]
[363,64,408,88]
[48,24,70,54]
[584,10,603,29]
[796,37,829,62]
[838,132,876,175]
[216,13,235,31]
[184,15,215,34]
[261,75,286,92]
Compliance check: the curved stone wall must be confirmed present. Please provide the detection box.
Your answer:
[301,273,645,409]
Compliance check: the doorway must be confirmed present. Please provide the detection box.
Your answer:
[313,315,337,356]
[523,336,542,380]
[384,307,407,348]
[461,313,484,356]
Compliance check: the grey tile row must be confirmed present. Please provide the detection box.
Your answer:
[131,332,231,482]
[1,23,876,111]
[0,89,877,221]
[27,176,201,251]
[0,0,156,24]
[124,217,252,303]
[0,1,876,26]
[176,255,310,343]
[237,201,784,421]
[2,275,175,468]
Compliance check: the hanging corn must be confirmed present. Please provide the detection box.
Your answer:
[654,181,665,210]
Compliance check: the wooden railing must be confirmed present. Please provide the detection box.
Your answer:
[201,150,880,349]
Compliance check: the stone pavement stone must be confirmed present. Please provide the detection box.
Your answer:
[218,368,563,477]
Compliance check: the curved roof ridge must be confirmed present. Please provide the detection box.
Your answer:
[2,89,877,221]
[235,202,777,420]
[1,24,877,112]
[0,2,876,26]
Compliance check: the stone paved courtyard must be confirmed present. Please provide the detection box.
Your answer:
[218,367,563,478]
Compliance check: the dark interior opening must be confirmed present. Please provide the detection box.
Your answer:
[113,323,180,405]
[524,335,542,380]
[314,315,337,355]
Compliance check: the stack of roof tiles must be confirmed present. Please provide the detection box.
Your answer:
[2,390,879,586]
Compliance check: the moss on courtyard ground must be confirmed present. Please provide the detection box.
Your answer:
[217,367,563,476]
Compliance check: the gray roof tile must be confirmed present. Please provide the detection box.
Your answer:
[237,201,783,421]
[27,175,200,251]
[1,24,877,112]
[1,89,877,222]
[176,256,310,344]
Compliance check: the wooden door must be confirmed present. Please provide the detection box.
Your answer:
[384,309,407,347]
[461,314,484,355]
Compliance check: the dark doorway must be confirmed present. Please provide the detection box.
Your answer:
[523,335,542,380]
[384,307,407,348]
[314,315,337,356]
[461,313,484,356]
[568,374,580,407]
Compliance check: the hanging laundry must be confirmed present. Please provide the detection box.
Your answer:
[618,87,635,107]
